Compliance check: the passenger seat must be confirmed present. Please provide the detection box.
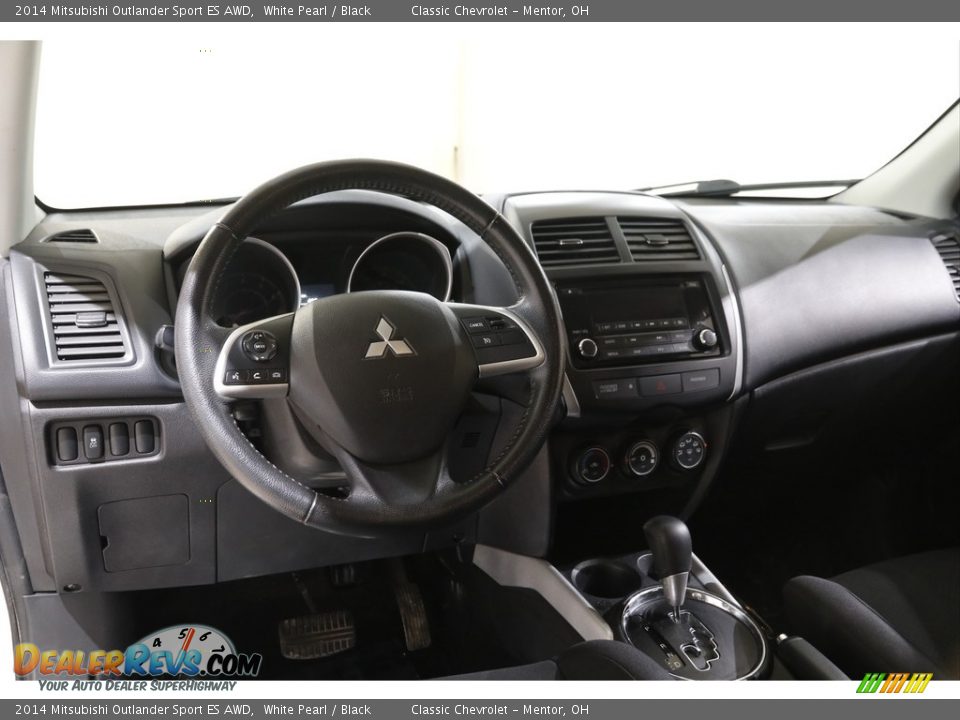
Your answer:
[784,548,960,679]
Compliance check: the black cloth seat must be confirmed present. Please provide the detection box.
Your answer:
[784,548,960,679]
[445,640,673,680]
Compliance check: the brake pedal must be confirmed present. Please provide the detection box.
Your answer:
[278,610,356,660]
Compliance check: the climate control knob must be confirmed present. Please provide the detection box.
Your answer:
[577,338,599,359]
[670,431,707,471]
[571,446,611,485]
[625,440,659,478]
[695,328,718,350]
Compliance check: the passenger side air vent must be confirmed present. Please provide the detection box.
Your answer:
[43,272,127,361]
[931,231,960,300]
[530,218,620,267]
[619,217,701,262]
[45,229,99,244]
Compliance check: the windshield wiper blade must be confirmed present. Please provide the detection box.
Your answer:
[639,179,860,197]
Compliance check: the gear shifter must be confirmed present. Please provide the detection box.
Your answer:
[643,515,692,623]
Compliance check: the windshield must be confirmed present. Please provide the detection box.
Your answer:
[35,27,960,208]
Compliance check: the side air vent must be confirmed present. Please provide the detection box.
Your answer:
[931,231,960,300]
[43,272,127,361]
[530,218,620,267]
[45,229,99,244]
[619,217,701,262]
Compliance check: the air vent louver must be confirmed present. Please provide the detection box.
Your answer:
[44,272,127,361]
[530,218,620,267]
[619,217,700,261]
[931,231,960,300]
[46,229,98,243]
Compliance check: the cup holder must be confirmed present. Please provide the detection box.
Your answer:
[571,558,644,599]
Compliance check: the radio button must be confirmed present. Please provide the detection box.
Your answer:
[640,374,682,396]
[599,336,621,348]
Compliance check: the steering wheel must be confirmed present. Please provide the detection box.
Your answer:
[175,160,565,536]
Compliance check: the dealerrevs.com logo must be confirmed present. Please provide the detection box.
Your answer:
[15,624,262,679]
[856,673,933,694]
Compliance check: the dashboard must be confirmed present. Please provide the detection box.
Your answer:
[1,187,958,596]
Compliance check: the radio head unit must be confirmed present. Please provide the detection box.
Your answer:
[557,277,722,368]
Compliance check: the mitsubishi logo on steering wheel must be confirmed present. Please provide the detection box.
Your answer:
[364,317,416,359]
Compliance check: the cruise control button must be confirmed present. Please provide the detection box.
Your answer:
[471,333,500,348]
[83,425,104,460]
[639,374,682,396]
[463,317,488,333]
[682,368,720,392]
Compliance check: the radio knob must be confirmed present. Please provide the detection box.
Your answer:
[695,328,718,350]
[577,337,599,359]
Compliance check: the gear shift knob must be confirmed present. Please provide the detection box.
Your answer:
[644,515,693,622]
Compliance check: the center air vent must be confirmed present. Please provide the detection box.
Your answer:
[931,231,960,300]
[45,229,99,243]
[619,218,700,261]
[530,218,620,267]
[43,272,127,362]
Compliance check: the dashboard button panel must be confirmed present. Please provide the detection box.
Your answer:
[640,374,682,397]
[50,418,160,466]
[592,378,639,399]
[681,368,720,392]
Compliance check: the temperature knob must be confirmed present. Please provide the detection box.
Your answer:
[571,447,610,485]
[578,338,599,359]
[671,431,707,471]
[625,440,659,477]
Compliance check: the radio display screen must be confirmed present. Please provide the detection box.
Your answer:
[557,277,718,366]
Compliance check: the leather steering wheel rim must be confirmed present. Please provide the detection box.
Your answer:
[174,160,565,535]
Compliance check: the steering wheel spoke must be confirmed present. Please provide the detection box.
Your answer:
[447,302,546,379]
[330,440,449,507]
[214,313,295,400]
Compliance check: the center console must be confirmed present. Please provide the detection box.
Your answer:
[500,191,743,509]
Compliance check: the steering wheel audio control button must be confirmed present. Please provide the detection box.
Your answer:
[242,330,278,362]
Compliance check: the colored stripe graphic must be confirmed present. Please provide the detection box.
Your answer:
[858,672,932,694]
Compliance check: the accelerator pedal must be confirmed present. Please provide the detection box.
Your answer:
[389,560,432,652]
[278,610,356,660]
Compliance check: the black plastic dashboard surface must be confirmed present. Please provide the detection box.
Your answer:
[678,200,960,388]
